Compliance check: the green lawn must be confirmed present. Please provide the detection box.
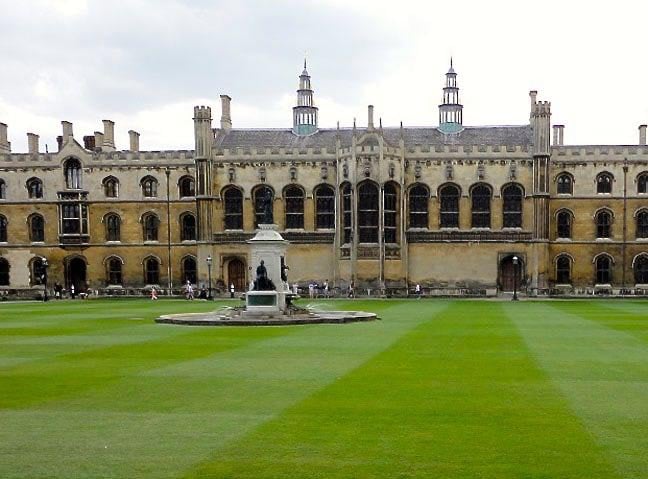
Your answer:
[0,299,647,478]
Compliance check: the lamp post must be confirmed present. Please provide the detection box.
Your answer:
[42,258,49,302]
[512,255,519,301]
[206,255,213,300]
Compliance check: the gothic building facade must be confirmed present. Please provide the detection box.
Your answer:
[1,61,647,297]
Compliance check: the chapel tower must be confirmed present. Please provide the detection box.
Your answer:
[292,59,318,135]
[438,58,464,133]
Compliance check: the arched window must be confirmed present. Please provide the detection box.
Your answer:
[0,179,5,199]
[223,187,243,230]
[181,213,196,241]
[471,184,491,228]
[358,181,379,243]
[596,172,613,194]
[0,215,7,242]
[439,184,460,228]
[384,182,398,243]
[27,178,43,199]
[30,257,45,286]
[315,185,335,229]
[596,210,612,238]
[502,184,523,228]
[637,173,648,194]
[64,158,82,189]
[103,177,119,198]
[182,256,197,284]
[253,185,273,227]
[556,255,571,284]
[141,176,158,198]
[105,214,121,242]
[106,257,122,285]
[557,173,573,195]
[29,214,44,242]
[284,185,304,229]
[0,258,9,286]
[409,184,429,228]
[179,176,195,197]
[144,257,160,285]
[636,210,648,238]
[556,210,573,239]
[634,255,648,284]
[342,183,352,243]
[595,255,612,284]
[142,213,159,241]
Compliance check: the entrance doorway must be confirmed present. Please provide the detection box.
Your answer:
[499,255,523,292]
[228,258,246,292]
[66,257,87,293]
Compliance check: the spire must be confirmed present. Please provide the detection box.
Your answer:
[293,59,318,135]
[438,58,463,134]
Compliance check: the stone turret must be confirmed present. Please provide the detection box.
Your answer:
[438,58,463,134]
[0,123,11,152]
[292,59,318,136]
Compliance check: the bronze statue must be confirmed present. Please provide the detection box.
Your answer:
[253,259,275,291]
[261,189,273,224]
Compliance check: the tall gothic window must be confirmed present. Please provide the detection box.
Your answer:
[596,172,613,194]
[284,185,304,229]
[141,176,158,197]
[224,187,243,229]
[179,176,195,197]
[181,213,196,241]
[182,256,197,284]
[29,214,44,242]
[0,215,7,242]
[358,181,379,243]
[64,158,82,189]
[502,184,523,228]
[408,184,429,228]
[105,214,121,242]
[315,185,335,229]
[638,173,648,194]
[253,185,273,227]
[596,210,612,238]
[27,178,43,199]
[142,213,159,241]
[596,255,612,284]
[0,258,9,286]
[0,179,5,199]
[439,184,460,228]
[556,173,573,194]
[107,257,122,285]
[556,255,571,284]
[471,184,491,228]
[103,177,119,198]
[384,182,398,243]
[635,255,648,284]
[557,210,572,239]
[342,183,352,243]
[144,257,160,284]
[637,210,648,238]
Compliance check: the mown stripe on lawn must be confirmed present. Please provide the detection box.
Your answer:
[184,301,618,479]
[505,301,648,479]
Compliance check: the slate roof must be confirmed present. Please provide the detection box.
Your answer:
[214,125,533,150]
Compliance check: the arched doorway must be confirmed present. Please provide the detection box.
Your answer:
[499,255,523,292]
[66,257,87,293]
[228,258,246,292]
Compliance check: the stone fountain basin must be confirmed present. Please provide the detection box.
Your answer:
[155,309,377,326]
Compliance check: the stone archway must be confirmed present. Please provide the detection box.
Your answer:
[499,255,524,292]
[228,258,246,292]
[65,257,87,293]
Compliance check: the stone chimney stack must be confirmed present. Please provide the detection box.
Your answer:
[552,124,564,146]
[529,90,537,119]
[639,124,647,145]
[102,119,115,150]
[27,133,39,154]
[0,122,10,152]
[368,105,374,130]
[558,125,564,145]
[128,130,140,151]
[553,125,559,146]
[94,131,104,151]
[61,121,73,141]
[220,95,232,130]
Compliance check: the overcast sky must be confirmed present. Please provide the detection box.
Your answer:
[1,0,647,152]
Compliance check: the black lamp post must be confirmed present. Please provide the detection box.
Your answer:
[206,255,213,300]
[42,258,49,302]
[512,255,519,301]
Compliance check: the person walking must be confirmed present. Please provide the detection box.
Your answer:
[150,287,158,300]
[185,280,194,300]
[323,280,329,298]
[415,283,421,299]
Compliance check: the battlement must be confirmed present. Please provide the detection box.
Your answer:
[193,105,212,120]
[533,101,551,115]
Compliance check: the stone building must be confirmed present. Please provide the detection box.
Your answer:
[1,60,647,297]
